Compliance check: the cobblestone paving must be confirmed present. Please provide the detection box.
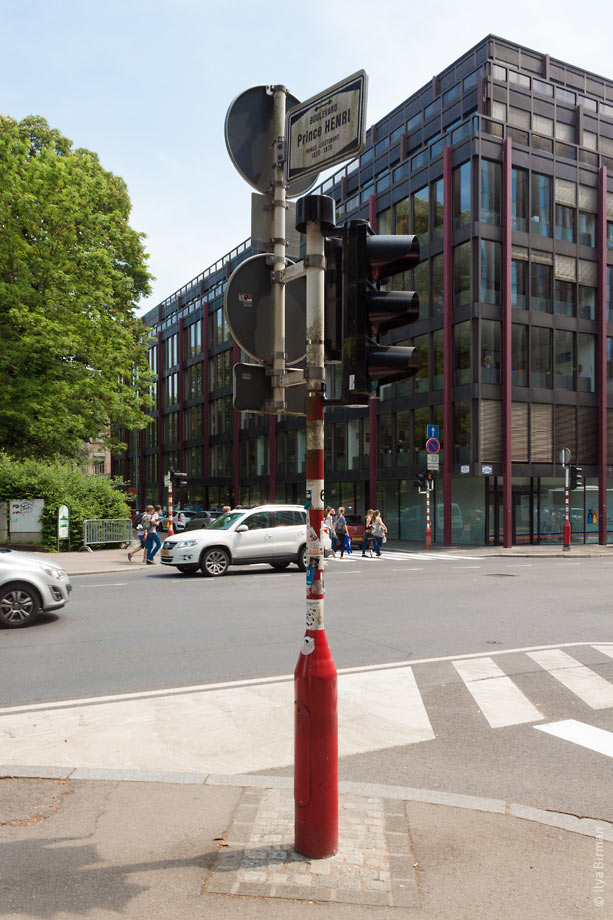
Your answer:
[205,787,419,907]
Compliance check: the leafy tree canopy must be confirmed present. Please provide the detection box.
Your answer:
[0,115,155,460]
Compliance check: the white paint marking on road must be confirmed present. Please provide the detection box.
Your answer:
[505,564,533,567]
[0,666,434,774]
[535,720,613,758]
[453,566,480,569]
[2,641,610,717]
[593,645,613,660]
[81,583,128,588]
[391,567,424,572]
[452,657,543,728]
[527,649,613,709]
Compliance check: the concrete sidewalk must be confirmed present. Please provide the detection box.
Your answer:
[1,767,610,918]
[15,538,613,577]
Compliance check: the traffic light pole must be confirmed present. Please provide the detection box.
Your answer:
[271,86,288,411]
[425,483,432,550]
[167,475,174,537]
[563,463,571,551]
[294,202,338,860]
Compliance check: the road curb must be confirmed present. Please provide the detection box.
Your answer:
[2,764,611,842]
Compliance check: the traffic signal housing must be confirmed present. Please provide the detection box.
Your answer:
[570,465,583,490]
[341,220,420,405]
[415,472,427,491]
[172,470,188,488]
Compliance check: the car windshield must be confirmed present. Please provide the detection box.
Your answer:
[207,511,244,530]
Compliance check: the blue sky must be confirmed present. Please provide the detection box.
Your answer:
[2,0,611,314]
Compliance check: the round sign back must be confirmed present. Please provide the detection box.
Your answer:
[225,86,318,198]
[224,254,306,365]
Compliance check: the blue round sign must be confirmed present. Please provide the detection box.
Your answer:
[425,438,440,454]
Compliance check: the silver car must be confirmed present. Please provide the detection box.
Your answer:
[0,548,72,628]
[160,505,311,577]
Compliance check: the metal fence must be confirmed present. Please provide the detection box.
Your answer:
[83,518,133,552]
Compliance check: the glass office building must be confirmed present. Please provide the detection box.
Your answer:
[115,35,613,546]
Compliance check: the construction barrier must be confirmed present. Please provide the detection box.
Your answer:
[82,518,132,552]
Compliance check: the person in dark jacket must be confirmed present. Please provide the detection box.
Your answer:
[361,509,374,557]
[335,506,348,558]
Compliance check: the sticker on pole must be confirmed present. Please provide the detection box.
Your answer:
[286,70,368,184]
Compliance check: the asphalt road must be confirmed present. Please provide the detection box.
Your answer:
[2,551,612,822]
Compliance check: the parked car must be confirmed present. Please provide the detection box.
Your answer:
[344,513,365,548]
[0,548,72,628]
[183,511,214,532]
[161,505,317,577]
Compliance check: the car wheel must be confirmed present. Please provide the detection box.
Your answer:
[201,548,230,577]
[177,565,199,576]
[297,544,307,572]
[270,561,290,570]
[0,582,41,628]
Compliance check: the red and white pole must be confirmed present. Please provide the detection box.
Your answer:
[563,464,571,551]
[167,477,174,537]
[294,207,338,859]
[425,485,432,550]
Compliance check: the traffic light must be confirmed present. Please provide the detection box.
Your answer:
[570,465,583,490]
[172,470,188,488]
[324,236,342,364]
[415,472,427,491]
[340,219,421,405]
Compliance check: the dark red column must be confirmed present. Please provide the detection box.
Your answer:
[202,303,209,492]
[178,318,185,486]
[269,414,276,502]
[233,340,240,506]
[368,194,378,508]
[598,166,608,544]
[443,147,453,545]
[502,138,513,547]
[157,331,164,504]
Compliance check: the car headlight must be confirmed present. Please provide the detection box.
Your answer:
[180,540,199,548]
[41,566,64,579]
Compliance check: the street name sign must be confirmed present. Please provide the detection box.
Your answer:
[286,70,368,184]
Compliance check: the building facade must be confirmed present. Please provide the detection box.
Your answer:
[115,35,613,546]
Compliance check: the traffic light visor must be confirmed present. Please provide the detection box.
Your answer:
[366,234,420,281]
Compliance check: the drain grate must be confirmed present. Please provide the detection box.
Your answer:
[485,573,516,577]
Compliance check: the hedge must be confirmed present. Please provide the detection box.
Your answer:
[0,452,130,550]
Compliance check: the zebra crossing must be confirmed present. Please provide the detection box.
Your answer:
[0,643,611,774]
[334,549,485,562]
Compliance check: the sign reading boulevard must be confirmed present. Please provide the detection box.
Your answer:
[286,70,368,184]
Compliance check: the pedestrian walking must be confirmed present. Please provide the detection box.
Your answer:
[371,510,387,557]
[361,509,375,557]
[335,506,348,558]
[128,512,148,563]
[324,506,336,558]
[145,504,163,565]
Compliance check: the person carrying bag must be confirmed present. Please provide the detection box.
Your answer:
[371,510,387,557]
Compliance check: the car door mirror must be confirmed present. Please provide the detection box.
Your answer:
[236,524,248,533]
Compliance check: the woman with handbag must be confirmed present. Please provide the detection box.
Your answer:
[371,510,387,557]
[362,509,374,557]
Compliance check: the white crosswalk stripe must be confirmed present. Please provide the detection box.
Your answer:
[527,649,613,709]
[452,657,544,728]
[0,644,611,773]
[354,550,485,562]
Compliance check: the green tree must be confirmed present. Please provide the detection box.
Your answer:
[0,115,155,459]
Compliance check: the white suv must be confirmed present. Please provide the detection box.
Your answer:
[160,505,312,577]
